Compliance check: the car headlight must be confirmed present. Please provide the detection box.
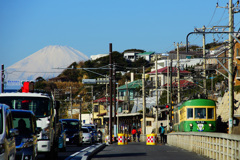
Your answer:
[42,127,50,139]
[0,144,5,154]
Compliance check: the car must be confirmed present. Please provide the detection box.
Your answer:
[11,109,41,160]
[86,127,98,143]
[81,127,93,144]
[0,103,18,160]
[59,119,83,146]
[82,124,97,130]
[58,120,67,152]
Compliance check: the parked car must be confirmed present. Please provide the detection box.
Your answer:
[58,120,67,152]
[11,109,41,160]
[0,103,18,160]
[81,127,93,144]
[85,127,97,143]
[59,119,83,146]
[82,124,97,130]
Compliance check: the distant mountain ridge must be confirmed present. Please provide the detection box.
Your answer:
[6,45,89,82]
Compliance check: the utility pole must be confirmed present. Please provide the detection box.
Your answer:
[141,66,146,141]
[70,86,73,119]
[228,0,234,134]
[116,83,119,134]
[202,25,207,96]
[113,62,117,139]
[177,43,181,103]
[125,81,129,112]
[91,85,94,124]
[167,58,169,104]
[169,60,173,124]
[109,43,113,144]
[1,65,4,93]
[155,55,159,134]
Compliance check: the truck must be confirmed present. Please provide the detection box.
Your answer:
[0,82,60,158]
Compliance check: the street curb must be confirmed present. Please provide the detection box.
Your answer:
[65,143,106,160]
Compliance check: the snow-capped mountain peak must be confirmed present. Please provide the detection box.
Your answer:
[5,45,89,81]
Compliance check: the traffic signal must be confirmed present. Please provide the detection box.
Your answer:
[166,105,169,108]
[21,81,34,93]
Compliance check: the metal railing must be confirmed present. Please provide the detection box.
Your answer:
[167,132,240,160]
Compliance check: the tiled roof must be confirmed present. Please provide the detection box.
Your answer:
[163,80,196,88]
[138,52,154,55]
[118,79,142,90]
[94,97,123,103]
[147,66,191,74]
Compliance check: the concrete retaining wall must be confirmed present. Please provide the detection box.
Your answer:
[167,132,240,160]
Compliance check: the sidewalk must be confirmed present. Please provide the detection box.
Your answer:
[90,142,210,160]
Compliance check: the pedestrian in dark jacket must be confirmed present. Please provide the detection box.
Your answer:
[137,130,141,142]
[159,123,166,143]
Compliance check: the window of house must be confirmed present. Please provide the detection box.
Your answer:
[146,121,152,126]
[94,105,98,112]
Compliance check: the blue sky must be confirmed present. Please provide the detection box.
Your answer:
[1,0,240,68]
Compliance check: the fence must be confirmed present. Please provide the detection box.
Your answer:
[167,132,240,160]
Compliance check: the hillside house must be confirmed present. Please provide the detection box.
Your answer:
[93,97,123,127]
[147,67,191,96]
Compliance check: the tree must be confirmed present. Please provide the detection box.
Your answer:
[35,77,45,82]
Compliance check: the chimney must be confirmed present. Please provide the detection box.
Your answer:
[131,72,134,82]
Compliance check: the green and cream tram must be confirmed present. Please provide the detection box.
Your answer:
[173,99,216,132]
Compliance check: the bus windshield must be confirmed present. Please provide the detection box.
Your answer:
[0,97,51,118]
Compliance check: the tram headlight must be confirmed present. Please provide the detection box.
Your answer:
[189,123,193,127]
[209,124,212,127]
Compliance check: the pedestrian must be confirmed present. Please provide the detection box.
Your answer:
[159,123,166,144]
[137,129,141,142]
[131,127,137,142]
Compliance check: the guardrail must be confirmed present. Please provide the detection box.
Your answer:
[167,132,240,160]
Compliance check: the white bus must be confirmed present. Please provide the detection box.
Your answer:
[0,92,60,159]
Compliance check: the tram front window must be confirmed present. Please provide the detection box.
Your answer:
[187,108,193,119]
[195,108,206,119]
[207,108,214,119]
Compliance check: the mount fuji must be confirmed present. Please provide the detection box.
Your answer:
[5,45,89,83]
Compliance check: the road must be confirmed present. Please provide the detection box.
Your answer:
[91,142,210,160]
[37,144,91,160]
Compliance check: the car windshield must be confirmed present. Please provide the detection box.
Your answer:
[62,121,79,130]
[12,112,33,136]
[82,128,89,133]
[0,109,2,134]
[0,97,51,118]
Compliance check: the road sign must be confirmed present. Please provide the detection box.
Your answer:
[82,79,97,84]
[97,78,109,84]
